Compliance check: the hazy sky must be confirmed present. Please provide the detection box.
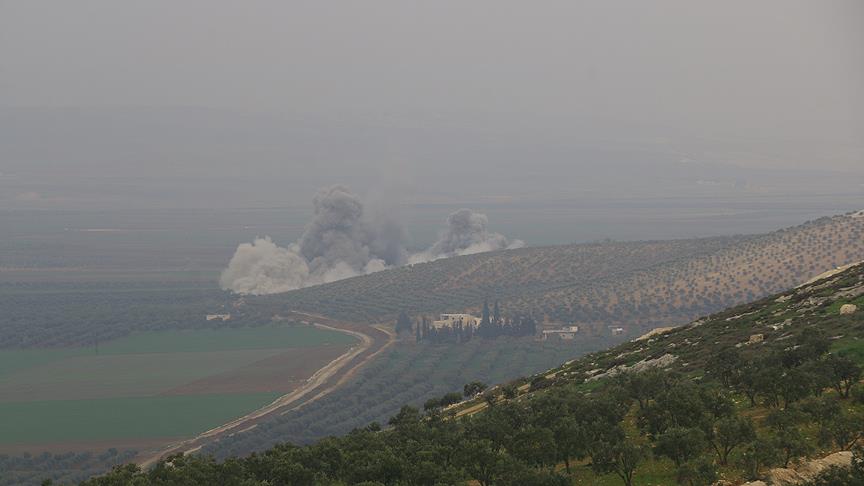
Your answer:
[0,1,862,209]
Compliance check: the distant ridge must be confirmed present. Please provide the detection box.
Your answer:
[248,211,864,336]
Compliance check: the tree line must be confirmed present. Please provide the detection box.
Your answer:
[398,300,538,344]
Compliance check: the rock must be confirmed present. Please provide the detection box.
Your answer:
[587,354,678,381]
[833,283,864,300]
[740,481,767,486]
[634,327,676,341]
[767,467,804,485]
[840,303,858,315]
[796,451,853,480]
[727,310,759,321]
[799,262,863,288]
[630,353,677,373]
[738,334,766,347]
[770,319,793,331]
[765,451,853,485]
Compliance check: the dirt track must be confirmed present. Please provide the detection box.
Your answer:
[137,314,394,468]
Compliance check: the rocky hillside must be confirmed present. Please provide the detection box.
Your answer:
[250,211,864,335]
[529,258,864,387]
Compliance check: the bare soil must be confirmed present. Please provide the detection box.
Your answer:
[159,344,350,396]
[0,437,178,455]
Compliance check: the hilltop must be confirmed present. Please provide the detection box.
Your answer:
[251,211,864,335]
[82,247,864,485]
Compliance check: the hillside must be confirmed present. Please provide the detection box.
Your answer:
[250,211,864,334]
[6,212,858,350]
[80,252,864,485]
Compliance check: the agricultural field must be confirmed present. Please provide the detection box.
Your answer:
[0,325,357,455]
[202,335,618,459]
[0,281,237,348]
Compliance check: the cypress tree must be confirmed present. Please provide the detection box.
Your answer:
[396,311,413,334]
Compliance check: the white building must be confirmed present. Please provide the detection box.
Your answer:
[206,314,232,322]
[432,313,481,329]
[609,326,625,336]
[541,325,579,341]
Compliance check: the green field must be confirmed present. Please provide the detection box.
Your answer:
[1,349,292,401]
[0,326,355,378]
[0,393,281,443]
[0,325,356,448]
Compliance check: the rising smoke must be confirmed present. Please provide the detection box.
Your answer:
[221,186,522,295]
[408,208,523,264]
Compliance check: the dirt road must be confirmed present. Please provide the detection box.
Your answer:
[137,314,394,468]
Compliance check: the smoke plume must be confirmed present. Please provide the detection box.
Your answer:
[221,187,521,295]
[409,208,524,264]
[221,186,405,295]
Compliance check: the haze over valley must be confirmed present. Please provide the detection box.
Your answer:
[1,1,862,485]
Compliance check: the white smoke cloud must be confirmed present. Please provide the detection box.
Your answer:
[408,208,524,264]
[219,238,310,295]
[221,187,522,295]
[221,185,404,295]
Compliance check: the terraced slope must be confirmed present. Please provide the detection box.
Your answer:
[253,211,864,335]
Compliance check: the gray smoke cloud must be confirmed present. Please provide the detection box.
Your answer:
[220,186,405,295]
[221,187,521,295]
[408,208,524,264]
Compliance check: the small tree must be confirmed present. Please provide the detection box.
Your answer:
[592,441,645,486]
[826,355,862,398]
[553,417,589,474]
[655,427,706,467]
[622,370,666,411]
[676,455,717,486]
[738,437,781,480]
[765,408,812,467]
[733,360,762,406]
[710,416,756,465]
[395,310,413,335]
[511,426,558,468]
[464,381,488,397]
[482,391,497,408]
[423,397,441,411]
[778,368,813,408]
[773,427,812,467]
[707,348,743,387]
[794,328,831,363]
[529,376,551,392]
[456,439,503,486]
[822,409,864,450]
[439,392,463,408]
